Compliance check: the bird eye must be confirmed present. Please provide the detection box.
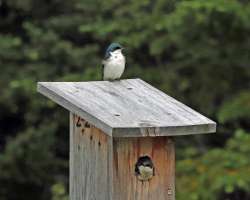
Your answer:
[114,47,121,50]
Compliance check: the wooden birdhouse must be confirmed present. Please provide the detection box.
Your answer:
[37,79,216,200]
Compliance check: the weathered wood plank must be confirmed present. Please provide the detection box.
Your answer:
[70,113,113,200]
[38,79,216,137]
[112,137,175,200]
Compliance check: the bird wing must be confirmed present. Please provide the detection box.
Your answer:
[101,63,104,80]
[102,52,112,80]
[104,51,111,60]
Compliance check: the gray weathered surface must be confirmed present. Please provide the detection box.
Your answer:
[38,79,216,137]
[70,113,113,200]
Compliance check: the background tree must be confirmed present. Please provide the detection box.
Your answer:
[0,0,249,199]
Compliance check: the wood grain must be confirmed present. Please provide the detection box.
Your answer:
[70,113,175,200]
[70,113,113,200]
[112,137,175,200]
[38,79,216,137]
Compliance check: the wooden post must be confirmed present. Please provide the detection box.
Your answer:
[70,113,113,200]
[37,79,216,200]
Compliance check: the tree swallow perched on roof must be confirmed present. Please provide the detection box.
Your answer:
[102,43,126,81]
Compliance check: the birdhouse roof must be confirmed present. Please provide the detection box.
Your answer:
[37,79,216,137]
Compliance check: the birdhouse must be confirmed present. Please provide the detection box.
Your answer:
[37,79,216,200]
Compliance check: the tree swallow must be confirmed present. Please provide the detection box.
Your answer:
[135,156,155,181]
[102,43,126,81]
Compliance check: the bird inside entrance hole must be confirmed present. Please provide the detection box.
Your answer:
[102,43,126,81]
[135,155,155,181]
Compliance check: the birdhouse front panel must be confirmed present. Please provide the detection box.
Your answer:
[112,137,175,200]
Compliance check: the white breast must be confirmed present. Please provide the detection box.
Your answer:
[138,166,154,181]
[103,49,125,80]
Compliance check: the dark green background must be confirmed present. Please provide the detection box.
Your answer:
[0,0,250,199]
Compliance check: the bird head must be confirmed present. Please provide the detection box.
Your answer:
[105,43,124,58]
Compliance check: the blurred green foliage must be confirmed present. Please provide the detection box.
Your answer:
[218,91,250,123]
[51,183,68,200]
[177,129,250,200]
[0,0,249,199]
